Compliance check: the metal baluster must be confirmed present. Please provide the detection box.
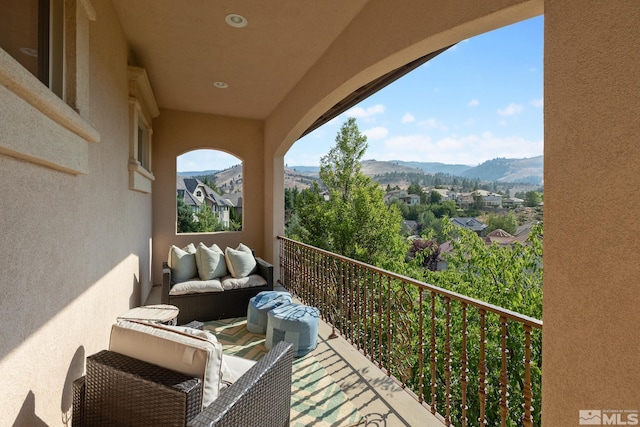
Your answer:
[479,309,487,427]
[500,317,509,427]
[430,291,437,414]
[523,325,533,427]
[386,275,392,376]
[445,297,451,426]
[418,289,425,404]
[460,302,468,427]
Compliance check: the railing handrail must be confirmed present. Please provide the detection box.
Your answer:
[277,235,542,329]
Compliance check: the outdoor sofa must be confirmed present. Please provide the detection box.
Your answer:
[162,243,274,324]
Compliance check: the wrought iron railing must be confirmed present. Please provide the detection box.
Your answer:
[278,236,543,427]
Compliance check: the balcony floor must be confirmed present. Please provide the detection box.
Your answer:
[146,286,444,426]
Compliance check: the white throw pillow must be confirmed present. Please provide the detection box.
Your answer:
[109,320,223,408]
[169,279,224,295]
[168,244,197,282]
[195,243,228,280]
[225,243,257,278]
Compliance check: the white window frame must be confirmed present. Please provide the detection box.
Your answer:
[128,66,159,193]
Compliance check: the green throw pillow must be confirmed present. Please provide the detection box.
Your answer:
[168,243,197,282]
[225,243,257,278]
[195,243,228,280]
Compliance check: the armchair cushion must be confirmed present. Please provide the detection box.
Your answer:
[109,320,223,408]
[169,243,198,282]
[225,243,257,278]
[195,243,228,280]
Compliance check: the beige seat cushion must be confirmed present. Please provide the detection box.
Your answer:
[109,320,223,408]
[221,274,267,290]
[169,279,224,295]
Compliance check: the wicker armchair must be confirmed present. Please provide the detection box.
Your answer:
[162,257,274,324]
[73,341,293,427]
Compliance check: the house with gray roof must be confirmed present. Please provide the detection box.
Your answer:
[177,176,233,228]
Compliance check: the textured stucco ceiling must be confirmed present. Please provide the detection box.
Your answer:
[111,0,369,119]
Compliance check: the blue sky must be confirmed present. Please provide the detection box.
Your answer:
[178,16,543,172]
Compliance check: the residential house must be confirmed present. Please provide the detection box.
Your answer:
[383,189,408,204]
[451,217,488,236]
[176,176,232,228]
[1,2,637,426]
[481,191,503,208]
[503,196,524,208]
[399,193,421,206]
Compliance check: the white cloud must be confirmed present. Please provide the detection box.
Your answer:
[467,99,479,107]
[401,113,415,123]
[363,127,389,140]
[499,119,508,127]
[531,98,543,108]
[345,104,385,122]
[497,103,524,116]
[418,118,448,132]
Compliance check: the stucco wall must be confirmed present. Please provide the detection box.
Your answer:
[543,0,640,424]
[0,1,153,425]
[151,110,265,283]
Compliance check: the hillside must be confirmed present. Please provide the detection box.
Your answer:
[460,156,543,184]
[178,156,544,194]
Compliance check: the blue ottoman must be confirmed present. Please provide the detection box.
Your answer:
[246,291,293,334]
[266,303,319,357]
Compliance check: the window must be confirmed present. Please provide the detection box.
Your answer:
[0,0,64,97]
[128,66,158,193]
[176,150,243,233]
[0,0,98,175]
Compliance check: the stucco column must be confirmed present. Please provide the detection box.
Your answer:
[543,1,640,425]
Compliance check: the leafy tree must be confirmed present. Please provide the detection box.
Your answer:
[405,219,543,426]
[294,118,407,268]
[177,196,197,233]
[429,190,443,204]
[524,191,542,207]
[486,212,518,235]
[193,206,226,232]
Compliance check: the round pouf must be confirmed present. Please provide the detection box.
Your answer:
[246,291,293,334]
[266,303,319,357]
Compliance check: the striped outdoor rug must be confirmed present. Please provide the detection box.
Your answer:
[204,317,365,427]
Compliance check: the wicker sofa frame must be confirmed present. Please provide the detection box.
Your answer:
[73,341,293,427]
[162,257,274,324]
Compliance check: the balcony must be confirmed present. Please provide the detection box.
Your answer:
[277,236,543,427]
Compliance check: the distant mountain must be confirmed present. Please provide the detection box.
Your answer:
[388,160,472,176]
[460,156,543,184]
[178,169,220,177]
[178,156,543,194]
[288,166,319,174]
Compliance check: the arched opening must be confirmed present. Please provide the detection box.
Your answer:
[176,149,243,233]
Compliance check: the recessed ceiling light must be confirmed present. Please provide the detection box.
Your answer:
[225,13,248,28]
[213,81,229,89]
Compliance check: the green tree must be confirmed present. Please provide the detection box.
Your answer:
[295,118,407,268]
[524,191,542,207]
[193,206,226,232]
[429,190,443,204]
[406,219,543,426]
[486,212,518,234]
[177,196,197,233]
